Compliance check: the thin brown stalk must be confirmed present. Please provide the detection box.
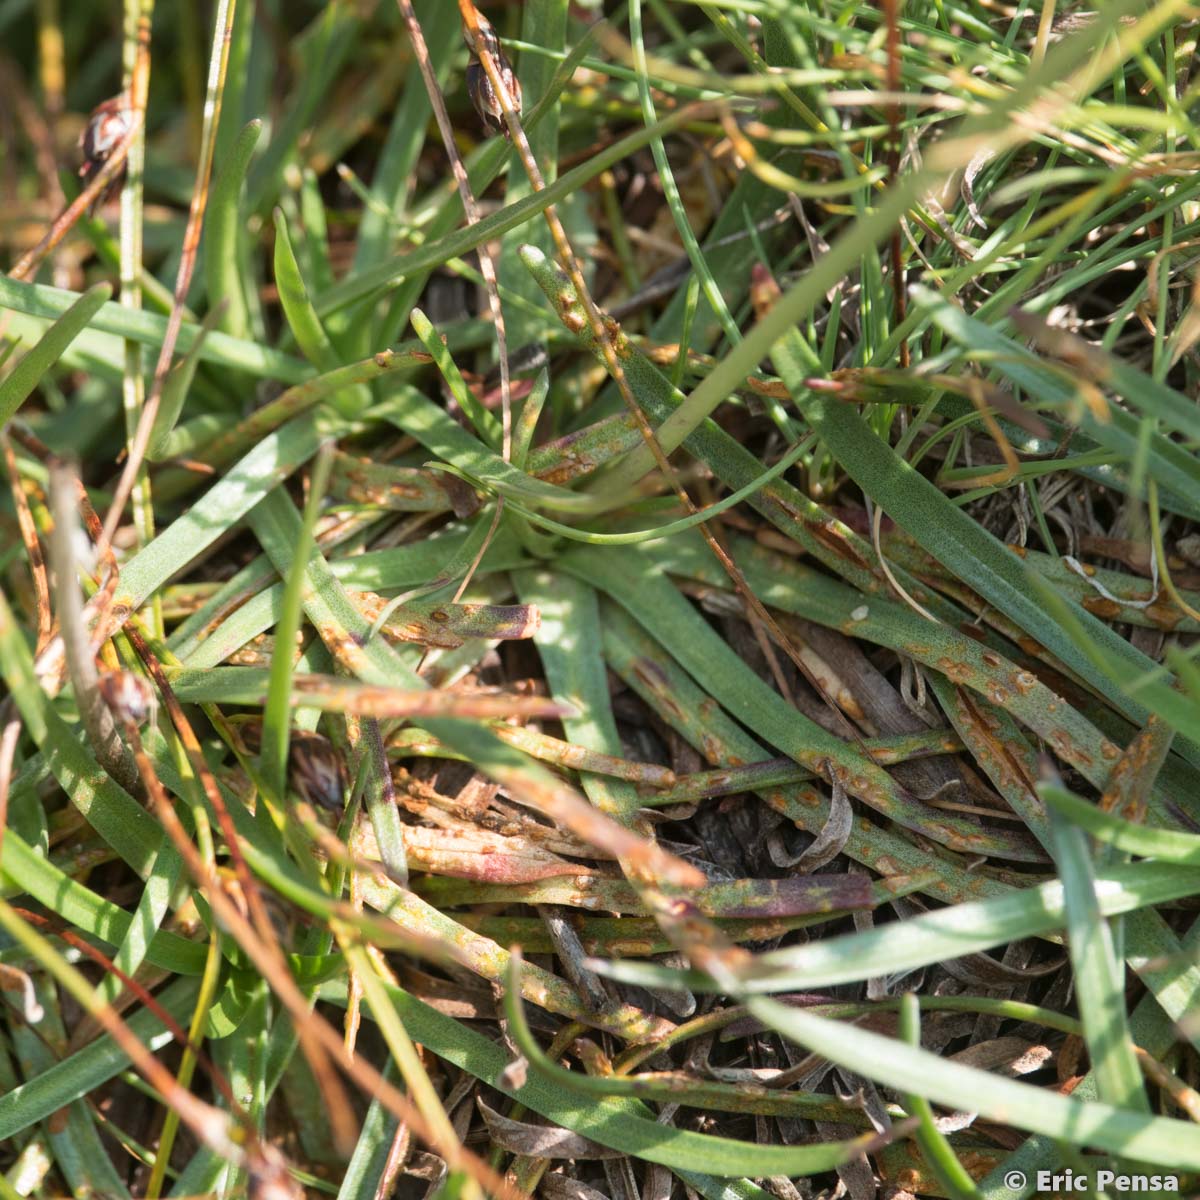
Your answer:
[394,0,513,464]
[881,0,908,368]
[871,501,940,624]
[0,712,20,882]
[6,111,141,282]
[122,620,361,1155]
[118,713,524,1200]
[393,0,513,620]
[101,0,238,549]
[0,53,66,227]
[0,895,251,1167]
[461,1,862,748]
[46,462,142,797]
[9,425,123,640]
[12,905,239,1111]
[1134,1046,1200,1124]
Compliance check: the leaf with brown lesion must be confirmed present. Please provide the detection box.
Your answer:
[351,587,541,649]
[352,818,601,885]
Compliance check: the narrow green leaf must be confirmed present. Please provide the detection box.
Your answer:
[561,543,1041,860]
[771,325,1165,734]
[1048,803,1148,1111]
[204,118,263,340]
[748,996,1200,1169]
[118,412,326,608]
[273,207,340,373]
[0,274,308,382]
[410,308,502,448]
[0,977,202,1141]
[1040,781,1200,863]
[0,283,111,426]
[585,861,1200,993]
[897,995,982,1200]
[261,442,334,798]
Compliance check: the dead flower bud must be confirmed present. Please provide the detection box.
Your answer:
[287,730,349,812]
[239,723,348,813]
[97,670,156,726]
[465,14,521,138]
[80,95,133,205]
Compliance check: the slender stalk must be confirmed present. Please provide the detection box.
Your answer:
[6,118,141,282]
[117,0,156,610]
[46,463,141,797]
[103,0,239,552]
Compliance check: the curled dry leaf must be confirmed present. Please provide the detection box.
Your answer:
[540,1172,615,1200]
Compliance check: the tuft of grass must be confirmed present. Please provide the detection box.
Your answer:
[3,1,1200,1198]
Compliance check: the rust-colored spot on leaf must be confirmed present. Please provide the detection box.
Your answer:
[609,939,657,956]
[1144,601,1184,630]
[1013,670,1038,694]
[809,520,872,570]
[1049,729,1092,767]
[1081,595,1123,620]
[936,656,972,684]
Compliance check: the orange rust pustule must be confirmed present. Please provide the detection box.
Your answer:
[606,318,631,355]
[1144,600,1185,630]
[1047,729,1093,767]
[1012,670,1038,694]
[1081,595,1124,621]
[632,657,671,690]
[535,454,584,486]
[936,656,973,685]
[953,688,1040,801]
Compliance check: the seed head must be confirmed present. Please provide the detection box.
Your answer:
[79,96,133,205]
[465,14,521,138]
[287,730,348,813]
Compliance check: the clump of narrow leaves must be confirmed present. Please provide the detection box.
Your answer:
[2,2,1200,1199]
